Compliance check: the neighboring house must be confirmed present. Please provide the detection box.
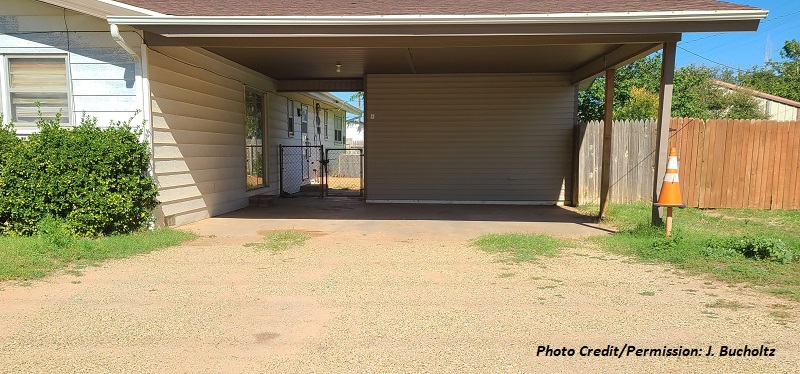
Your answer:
[0,0,767,226]
[713,80,800,121]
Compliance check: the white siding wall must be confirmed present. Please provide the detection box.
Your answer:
[365,74,574,204]
[148,46,276,226]
[0,0,144,133]
[266,92,347,193]
[755,97,799,121]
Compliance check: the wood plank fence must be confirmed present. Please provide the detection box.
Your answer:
[577,118,800,209]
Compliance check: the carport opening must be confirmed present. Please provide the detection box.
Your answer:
[275,91,364,199]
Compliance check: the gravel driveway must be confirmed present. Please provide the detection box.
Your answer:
[1,200,798,372]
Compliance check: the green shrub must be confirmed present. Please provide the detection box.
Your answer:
[0,113,158,237]
[705,235,797,264]
[0,114,19,161]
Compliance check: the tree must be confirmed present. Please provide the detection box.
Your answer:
[739,39,800,102]
[578,53,768,121]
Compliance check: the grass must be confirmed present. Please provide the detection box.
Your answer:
[705,299,746,310]
[0,229,196,281]
[472,233,568,263]
[245,230,311,251]
[579,203,800,302]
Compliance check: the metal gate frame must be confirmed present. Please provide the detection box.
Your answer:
[279,144,324,198]
[324,148,364,197]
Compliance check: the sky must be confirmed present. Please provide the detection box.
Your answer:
[676,0,800,70]
[335,0,799,107]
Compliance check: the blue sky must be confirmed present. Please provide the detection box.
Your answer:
[676,0,800,70]
[335,1,798,106]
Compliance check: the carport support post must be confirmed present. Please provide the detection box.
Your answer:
[652,42,677,225]
[598,68,615,220]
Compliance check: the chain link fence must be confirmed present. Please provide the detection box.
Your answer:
[325,148,363,197]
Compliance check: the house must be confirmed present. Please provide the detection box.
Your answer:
[713,80,800,121]
[0,0,767,226]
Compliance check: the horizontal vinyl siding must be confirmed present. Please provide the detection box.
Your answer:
[266,92,348,191]
[148,46,276,226]
[366,74,574,203]
[1,0,144,133]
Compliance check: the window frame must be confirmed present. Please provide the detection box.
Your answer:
[300,104,309,134]
[245,87,267,190]
[334,114,343,144]
[3,54,72,128]
[323,109,329,140]
[287,98,295,137]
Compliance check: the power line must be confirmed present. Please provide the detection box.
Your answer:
[677,46,749,72]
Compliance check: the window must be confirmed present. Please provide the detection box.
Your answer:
[323,109,329,140]
[300,104,309,134]
[3,56,70,126]
[287,99,295,136]
[334,115,343,143]
[245,89,266,190]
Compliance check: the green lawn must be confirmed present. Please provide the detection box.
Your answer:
[580,203,800,301]
[0,229,196,281]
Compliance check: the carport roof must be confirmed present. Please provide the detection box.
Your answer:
[47,0,767,87]
[109,0,758,16]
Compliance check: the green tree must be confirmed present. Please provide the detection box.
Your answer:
[739,39,800,102]
[579,53,768,121]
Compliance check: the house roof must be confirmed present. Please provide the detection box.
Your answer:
[40,0,766,87]
[112,0,758,17]
[713,80,800,108]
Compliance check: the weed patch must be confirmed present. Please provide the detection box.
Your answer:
[472,233,567,263]
[247,230,311,252]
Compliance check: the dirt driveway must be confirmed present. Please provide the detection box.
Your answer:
[1,199,798,372]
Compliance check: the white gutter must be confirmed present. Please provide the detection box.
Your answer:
[108,10,768,26]
[110,24,140,60]
[38,0,164,18]
[307,92,362,115]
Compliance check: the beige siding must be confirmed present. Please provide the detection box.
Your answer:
[148,46,276,226]
[755,97,799,121]
[365,74,574,203]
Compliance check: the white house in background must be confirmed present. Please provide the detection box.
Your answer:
[713,80,800,121]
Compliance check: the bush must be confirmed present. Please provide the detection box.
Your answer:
[0,114,19,161]
[0,113,158,237]
[705,235,797,264]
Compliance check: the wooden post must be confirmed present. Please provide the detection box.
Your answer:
[598,68,615,219]
[652,42,677,225]
[665,207,674,237]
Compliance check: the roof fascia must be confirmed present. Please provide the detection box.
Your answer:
[108,10,767,26]
[306,92,363,115]
[37,0,163,18]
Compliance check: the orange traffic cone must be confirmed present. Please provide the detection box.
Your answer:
[655,148,685,237]
[655,148,685,208]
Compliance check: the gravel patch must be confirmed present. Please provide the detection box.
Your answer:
[0,216,798,372]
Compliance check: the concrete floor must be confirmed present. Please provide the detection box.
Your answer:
[186,197,613,240]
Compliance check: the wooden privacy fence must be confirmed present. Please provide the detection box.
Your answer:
[577,118,800,209]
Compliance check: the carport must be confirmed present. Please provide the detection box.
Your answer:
[102,0,767,225]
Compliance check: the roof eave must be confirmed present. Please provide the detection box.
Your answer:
[108,10,768,27]
[38,0,163,18]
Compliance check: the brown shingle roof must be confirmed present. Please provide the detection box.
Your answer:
[116,0,759,17]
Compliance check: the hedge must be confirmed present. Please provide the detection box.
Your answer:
[0,113,158,237]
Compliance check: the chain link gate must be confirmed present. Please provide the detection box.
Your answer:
[325,148,364,197]
[279,145,324,197]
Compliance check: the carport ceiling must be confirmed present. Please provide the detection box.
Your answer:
[140,31,676,82]
[202,44,624,79]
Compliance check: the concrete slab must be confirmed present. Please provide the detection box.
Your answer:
[184,197,612,240]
